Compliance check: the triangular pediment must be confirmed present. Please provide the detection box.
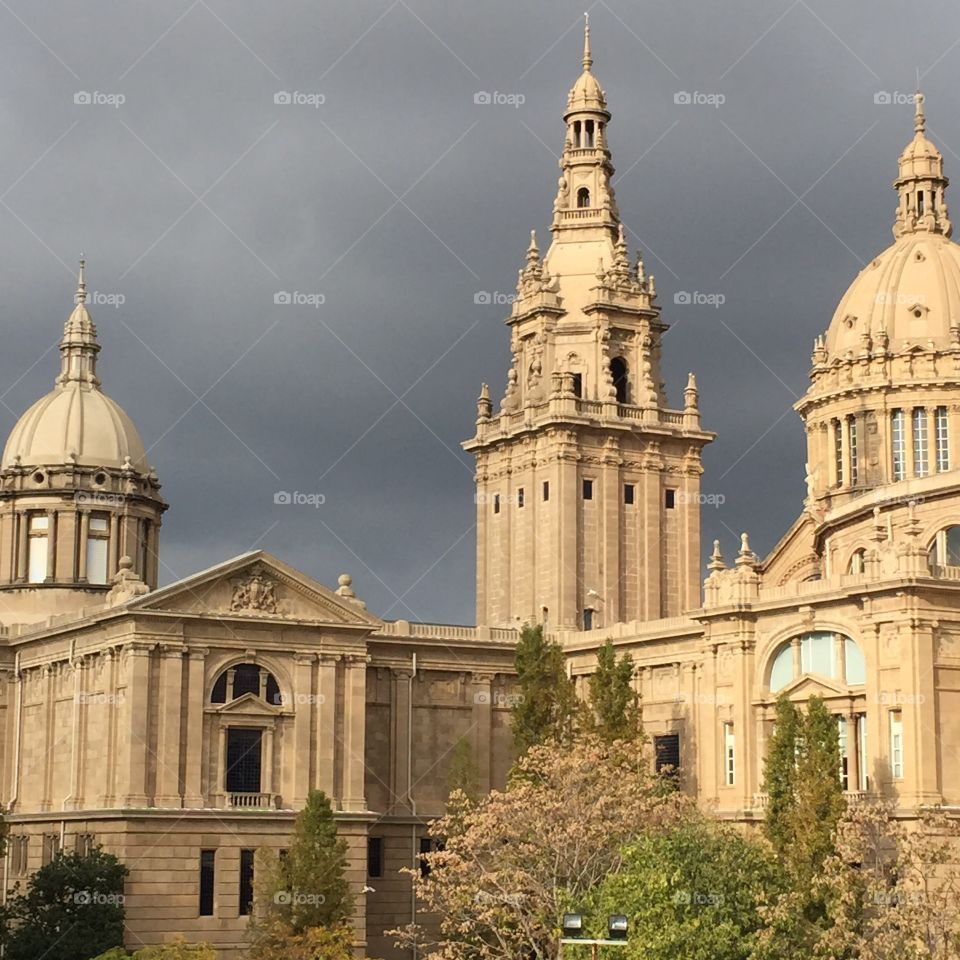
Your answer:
[779,673,850,700]
[127,551,383,629]
[212,691,282,717]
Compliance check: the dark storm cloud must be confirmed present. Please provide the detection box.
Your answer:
[0,0,956,623]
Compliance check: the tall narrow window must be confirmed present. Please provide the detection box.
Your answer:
[584,120,594,147]
[576,187,590,208]
[848,417,859,485]
[723,723,735,786]
[199,849,215,916]
[239,849,254,916]
[918,190,925,215]
[571,373,583,398]
[913,408,928,477]
[367,837,383,878]
[493,494,500,515]
[27,514,49,584]
[86,514,110,584]
[837,716,848,791]
[582,608,594,631]
[139,519,151,579]
[890,711,904,780]
[936,406,950,472]
[654,733,681,777]
[582,479,593,500]
[542,481,550,501]
[517,488,524,509]
[857,714,868,792]
[833,419,843,485]
[624,483,635,505]
[225,728,262,793]
[610,357,628,404]
[891,409,906,481]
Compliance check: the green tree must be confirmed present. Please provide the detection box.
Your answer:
[511,623,579,754]
[447,734,480,802]
[586,640,641,742]
[762,694,801,857]
[93,940,217,959]
[0,847,127,960]
[248,790,354,959]
[592,818,783,960]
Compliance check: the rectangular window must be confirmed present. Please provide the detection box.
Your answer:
[624,483,635,505]
[74,833,95,856]
[517,488,524,508]
[892,410,906,481]
[41,833,60,866]
[11,836,27,875]
[654,733,680,776]
[86,514,110,585]
[493,494,500,515]
[936,406,950,472]
[848,417,859,485]
[542,481,549,501]
[225,728,262,793]
[664,489,676,509]
[571,373,583,398]
[27,514,49,584]
[239,849,255,916]
[199,849,215,916]
[419,837,434,878]
[834,419,843,486]
[367,837,383,878]
[858,714,869,792]
[582,608,594,631]
[913,408,929,477]
[723,723,735,786]
[582,479,593,500]
[890,710,904,780]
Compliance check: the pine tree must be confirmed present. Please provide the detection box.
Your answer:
[587,639,642,742]
[762,694,801,857]
[249,790,354,959]
[510,623,579,754]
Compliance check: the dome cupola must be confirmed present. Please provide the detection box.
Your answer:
[0,261,166,625]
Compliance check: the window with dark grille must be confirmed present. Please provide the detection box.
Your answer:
[225,728,262,793]
[624,484,635,505]
[232,663,261,698]
[654,734,681,776]
[583,479,593,500]
[664,489,676,509]
[266,674,282,706]
[239,849,255,916]
[517,488,524,508]
[199,849,215,916]
[367,837,383,878]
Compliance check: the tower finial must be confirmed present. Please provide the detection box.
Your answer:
[582,12,592,71]
[915,90,925,134]
[76,255,87,304]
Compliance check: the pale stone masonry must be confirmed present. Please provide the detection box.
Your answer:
[2,17,960,960]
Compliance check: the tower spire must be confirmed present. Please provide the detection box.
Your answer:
[76,255,87,303]
[58,257,101,387]
[893,91,951,238]
[582,12,592,71]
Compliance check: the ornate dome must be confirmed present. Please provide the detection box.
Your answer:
[2,261,148,471]
[564,14,608,119]
[824,231,960,357]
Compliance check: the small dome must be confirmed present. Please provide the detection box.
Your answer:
[3,382,147,470]
[567,69,606,113]
[825,232,960,357]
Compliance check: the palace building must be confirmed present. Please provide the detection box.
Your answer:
[2,19,960,958]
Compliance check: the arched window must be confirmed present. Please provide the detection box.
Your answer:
[848,548,866,575]
[610,357,628,404]
[211,662,282,706]
[577,187,590,208]
[768,632,865,692]
[584,120,594,147]
[929,525,960,569]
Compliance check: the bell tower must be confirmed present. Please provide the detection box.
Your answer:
[464,18,715,630]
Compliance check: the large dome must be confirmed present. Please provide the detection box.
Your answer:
[825,232,960,357]
[3,381,147,470]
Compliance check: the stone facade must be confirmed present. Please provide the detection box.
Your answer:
[2,19,960,960]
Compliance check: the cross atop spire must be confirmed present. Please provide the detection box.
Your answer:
[582,12,592,71]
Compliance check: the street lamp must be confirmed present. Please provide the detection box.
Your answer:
[558,911,628,960]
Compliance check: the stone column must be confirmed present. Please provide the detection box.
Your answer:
[217,724,228,801]
[601,447,620,624]
[316,654,338,797]
[291,654,314,807]
[183,649,206,807]
[557,445,579,629]
[390,669,413,814]
[41,664,54,810]
[839,418,850,486]
[108,514,120,579]
[154,646,184,807]
[641,464,662,619]
[340,654,368,812]
[15,512,27,582]
[121,644,152,806]
[263,725,274,795]
[45,510,56,581]
[471,673,494,795]
[904,622,941,804]
[77,510,90,581]
[845,713,859,794]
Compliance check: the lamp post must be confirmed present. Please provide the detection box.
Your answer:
[559,913,629,960]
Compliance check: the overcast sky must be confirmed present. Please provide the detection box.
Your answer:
[0,0,956,624]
